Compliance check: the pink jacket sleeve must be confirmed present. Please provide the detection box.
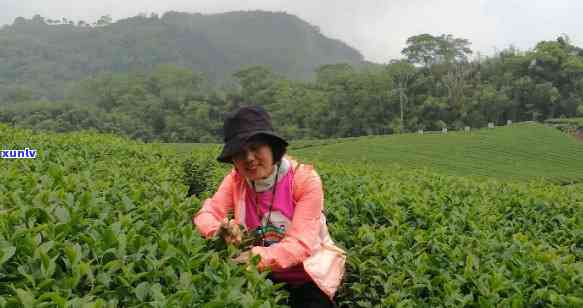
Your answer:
[192,170,236,238]
[251,165,323,271]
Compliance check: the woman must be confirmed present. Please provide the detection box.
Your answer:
[192,106,345,307]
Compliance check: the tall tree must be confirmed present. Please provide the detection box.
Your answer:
[402,34,472,67]
[386,60,416,132]
[442,63,474,117]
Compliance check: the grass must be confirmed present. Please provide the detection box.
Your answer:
[292,123,583,183]
[159,123,583,183]
[155,138,354,154]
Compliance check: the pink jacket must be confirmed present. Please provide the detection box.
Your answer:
[193,157,346,299]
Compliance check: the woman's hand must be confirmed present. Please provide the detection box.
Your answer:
[232,250,252,264]
[218,218,243,246]
[232,250,260,272]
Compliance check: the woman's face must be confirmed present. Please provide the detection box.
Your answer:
[232,138,274,181]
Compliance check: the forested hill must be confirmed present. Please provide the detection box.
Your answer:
[0,11,364,99]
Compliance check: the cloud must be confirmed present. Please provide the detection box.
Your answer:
[480,0,583,50]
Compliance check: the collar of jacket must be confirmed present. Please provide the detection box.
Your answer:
[245,158,290,192]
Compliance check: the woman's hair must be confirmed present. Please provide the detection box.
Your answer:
[269,136,288,163]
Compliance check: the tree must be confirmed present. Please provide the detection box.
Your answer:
[437,34,472,64]
[97,15,113,27]
[386,60,416,132]
[13,17,27,26]
[233,66,278,106]
[442,63,474,116]
[473,84,510,124]
[147,64,205,112]
[31,15,46,25]
[532,82,560,119]
[402,34,472,68]
[402,34,440,68]
[315,63,354,87]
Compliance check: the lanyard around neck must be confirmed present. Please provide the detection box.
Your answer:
[251,161,281,228]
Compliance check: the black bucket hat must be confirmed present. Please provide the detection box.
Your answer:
[217,106,288,163]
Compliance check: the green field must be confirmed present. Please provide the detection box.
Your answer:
[163,123,583,184]
[158,137,357,154]
[1,124,583,307]
[294,123,583,183]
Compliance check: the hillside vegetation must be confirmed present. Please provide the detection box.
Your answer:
[2,28,583,143]
[0,11,363,99]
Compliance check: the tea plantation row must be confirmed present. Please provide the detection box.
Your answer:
[1,124,582,307]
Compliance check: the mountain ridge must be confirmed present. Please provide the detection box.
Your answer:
[0,10,365,100]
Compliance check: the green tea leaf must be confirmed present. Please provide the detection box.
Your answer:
[0,246,16,267]
[134,282,149,301]
[15,288,35,308]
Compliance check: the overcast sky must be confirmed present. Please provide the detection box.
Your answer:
[1,0,582,63]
